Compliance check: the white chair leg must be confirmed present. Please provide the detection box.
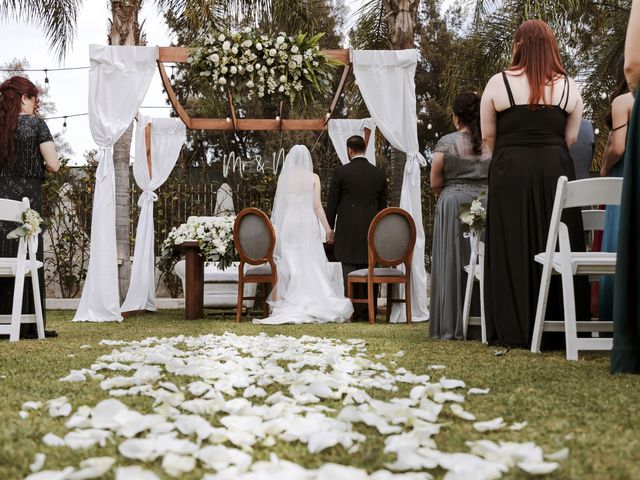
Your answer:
[462,250,477,340]
[479,260,487,344]
[29,239,44,340]
[10,266,26,342]
[559,227,579,361]
[531,258,554,353]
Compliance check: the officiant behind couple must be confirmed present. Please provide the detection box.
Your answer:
[253,136,388,325]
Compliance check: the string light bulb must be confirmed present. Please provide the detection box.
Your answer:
[63,116,67,129]
[226,116,232,123]
[275,115,281,122]
[44,69,49,84]
[170,66,175,82]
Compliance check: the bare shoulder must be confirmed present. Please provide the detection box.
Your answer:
[613,92,635,109]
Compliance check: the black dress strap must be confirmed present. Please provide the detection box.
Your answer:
[612,122,629,131]
[501,71,516,108]
[557,75,570,111]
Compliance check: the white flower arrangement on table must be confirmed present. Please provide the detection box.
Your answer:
[187,27,338,104]
[158,216,237,276]
[458,195,486,234]
[7,208,44,239]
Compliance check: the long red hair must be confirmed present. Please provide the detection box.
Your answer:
[0,76,40,165]
[509,20,567,108]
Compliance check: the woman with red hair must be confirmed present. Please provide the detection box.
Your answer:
[0,75,59,338]
[480,20,590,348]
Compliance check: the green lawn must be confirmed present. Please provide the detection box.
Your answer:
[1,310,639,479]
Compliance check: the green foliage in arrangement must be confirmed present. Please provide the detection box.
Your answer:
[186,28,339,105]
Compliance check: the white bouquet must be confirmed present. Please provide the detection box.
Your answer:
[159,216,237,273]
[458,196,486,234]
[7,208,43,239]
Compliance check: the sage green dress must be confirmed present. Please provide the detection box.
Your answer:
[429,131,490,340]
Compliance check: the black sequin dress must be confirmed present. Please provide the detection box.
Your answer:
[0,115,52,337]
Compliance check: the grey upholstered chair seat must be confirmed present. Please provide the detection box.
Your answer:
[245,264,272,276]
[348,267,404,277]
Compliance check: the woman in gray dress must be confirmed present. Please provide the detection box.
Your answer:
[429,93,490,340]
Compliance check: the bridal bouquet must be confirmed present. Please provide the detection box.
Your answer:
[158,216,237,276]
[6,208,43,239]
[458,195,486,234]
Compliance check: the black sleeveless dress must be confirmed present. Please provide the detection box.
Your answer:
[0,115,52,337]
[484,73,590,348]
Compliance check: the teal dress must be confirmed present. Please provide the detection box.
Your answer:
[612,95,640,374]
[599,154,624,322]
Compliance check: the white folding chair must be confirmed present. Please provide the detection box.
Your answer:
[462,233,487,343]
[531,176,622,360]
[0,197,44,341]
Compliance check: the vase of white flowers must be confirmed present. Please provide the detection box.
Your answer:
[6,208,43,239]
[158,216,237,280]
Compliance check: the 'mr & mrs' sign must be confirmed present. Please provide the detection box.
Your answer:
[217,148,286,177]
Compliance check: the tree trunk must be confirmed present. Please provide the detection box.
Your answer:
[384,0,420,206]
[109,0,142,300]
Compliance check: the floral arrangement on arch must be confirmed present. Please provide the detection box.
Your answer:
[158,216,237,278]
[187,28,338,104]
[458,195,486,234]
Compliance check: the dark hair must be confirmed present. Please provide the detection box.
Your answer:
[452,92,483,154]
[510,20,567,108]
[0,76,40,165]
[346,135,366,154]
[605,55,629,128]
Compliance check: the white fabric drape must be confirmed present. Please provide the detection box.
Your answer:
[352,49,429,323]
[74,45,157,322]
[121,115,186,313]
[327,118,377,165]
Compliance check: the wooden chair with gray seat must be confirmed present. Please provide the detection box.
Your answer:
[233,208,277,322]
[347,207,416,324]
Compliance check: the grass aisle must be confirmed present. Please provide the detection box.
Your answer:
[1,310,639,479]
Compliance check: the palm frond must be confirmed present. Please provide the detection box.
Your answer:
[0,0,82,61]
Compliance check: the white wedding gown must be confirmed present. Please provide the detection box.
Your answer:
[253,145,354,325]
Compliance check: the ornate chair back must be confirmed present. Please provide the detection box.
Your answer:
[369,207,416,268]
[233,208,276,265]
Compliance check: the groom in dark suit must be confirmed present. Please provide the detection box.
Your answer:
[326,135,388,320]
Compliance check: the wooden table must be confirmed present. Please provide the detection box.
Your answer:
[176,240,204,319]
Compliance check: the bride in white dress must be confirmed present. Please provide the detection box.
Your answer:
[254,145,354,325]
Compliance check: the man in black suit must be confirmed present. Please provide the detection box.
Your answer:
[326,135,388,320]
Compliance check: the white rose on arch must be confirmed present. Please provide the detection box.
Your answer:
[222,40,231,51]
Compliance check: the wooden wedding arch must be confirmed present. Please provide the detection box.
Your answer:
[157,47,353,132]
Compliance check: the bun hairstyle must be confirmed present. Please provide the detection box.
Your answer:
[0,75,40,165]
[605,55,629,129]
[452,92,483,155]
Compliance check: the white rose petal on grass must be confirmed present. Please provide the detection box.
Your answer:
[371,471,434,480]
[473,417,507,432]
[29,453,46,472]
[545,447,570,461]
[47,397,72,417]
[428,365,446,370]
[433,391,465,404]
[162,453,196,477]
[450,404,476,421]
[23,401,42,410]
[79,345,91,349]
[440,377,466,389]
[19,410,29,419]
[59,370,86,382]
[67,457,115,479]
[42,433,65,447]
[115,466,160,480]
[468,387,490,395]
[509,421,528,431]
[24,467,75,480]
[517,461,560,475]
[394,350,405,357]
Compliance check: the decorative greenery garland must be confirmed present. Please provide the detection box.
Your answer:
[187,28,338,104]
